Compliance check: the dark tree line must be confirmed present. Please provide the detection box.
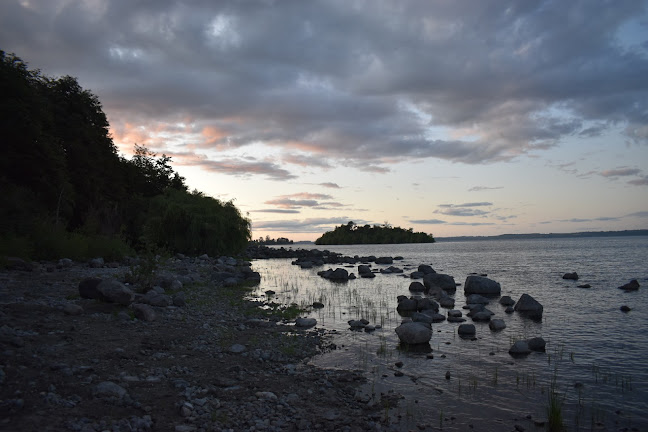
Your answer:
[315,221,435,245]
[0,51,251,260]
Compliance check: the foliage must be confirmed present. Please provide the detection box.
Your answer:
[142,189,251,256]
[315,221,435,245]
[0,50,251,261]
[250,236,294,245]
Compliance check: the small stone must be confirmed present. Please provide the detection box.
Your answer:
[620,305,631,312]
[445,371,451,380]
[229,344,246,353]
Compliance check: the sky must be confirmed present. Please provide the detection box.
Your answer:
[2,0,648,241]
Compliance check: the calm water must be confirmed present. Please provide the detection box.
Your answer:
[250,237,648,431]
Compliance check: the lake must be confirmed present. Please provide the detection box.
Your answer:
[250,236,648,431]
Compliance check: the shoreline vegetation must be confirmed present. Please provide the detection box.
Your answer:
[315,221,435,245]
[1,51,251,263]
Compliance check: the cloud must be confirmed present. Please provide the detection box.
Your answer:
[435,208,489,217]
[318,182,341,189]
[410,219,447,225]
[600,168,642,177]
[439,202,493,208]
[468,186,503,192]
[628,176,648,186]
[253,217,358,233]
[626,211,648,218]
[3,0,646,178]
[170,153,297,181]
[263,193,346,210]
[251,209,300,214]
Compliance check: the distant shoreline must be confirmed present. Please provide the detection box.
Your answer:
[436,229,648,242]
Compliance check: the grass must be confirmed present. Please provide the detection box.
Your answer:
[546,372,566,432]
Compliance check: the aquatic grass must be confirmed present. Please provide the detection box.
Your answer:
[546,371,566,432]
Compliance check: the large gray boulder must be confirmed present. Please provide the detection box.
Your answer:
[489,319,506,331]
[418,264,436,275]
[471,311,492,322]
[395,322,432,345]
[438,296,455,309]
[375,257,393,264]
[295,317,317,328]
[358,265,372,275]
[527,337,546,352]
[514,293,543,320]
[423,273,456,293]
[96,280,134,305]
[409,281,426,292]
[457,324,476,336]
[328,268,349,281]
[464,276,501,296]
[396,296,418,312]
[509,341,531,356]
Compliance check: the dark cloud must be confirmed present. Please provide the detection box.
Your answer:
[263,193,348,210]
[253,217,360,233]
[440,202,493,208]
[319,182,341,189]
[468,186,503,192]
[628,177,648,186]
[252,209,301,214]
[2,0,646,176]
[626,211,648,218]
[169,153,296,181]
[410,219,447,225]
[435,208,490,217]
[600,168,642,177]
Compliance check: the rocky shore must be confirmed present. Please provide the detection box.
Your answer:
[0,255,388,432]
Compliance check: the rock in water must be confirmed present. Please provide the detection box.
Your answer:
[464,276,501,296]
[509,341,531,356]
[489,319,506,331]
[618,279,640,291]
[295,317,317,328]
[514,293,543,320]
[527,337,546,352]
[562,272,579,280]
[395,322,432,345]
[457,324,476,336]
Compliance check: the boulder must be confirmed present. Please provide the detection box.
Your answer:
[562,272,579,280]
[96,280,134,305]
[457,324,476,336]
[375,257,393,264]
[63,303,84,316]
[509,341,531,356]
[172,292,186,307]
[348,320,366,329]
[464,276,501,296]
[618,279,640,291]
[527,337,546,352]
[358,265,372,275]
[396,297,418,313]
[499,295,515,306]
[410,271,425,279]
[620,305,631,312]
[447,310,463,318]
[386,266,403,273]
[418,264,436,275]
[466,294,490,305]
[133,304,156,322]
[328,268,349,281]
[423,273,457,293]
[295,317,317,328]
[514,293,543,320]
[414,311,445,323]
[505,306,515,314]
[489,319,506,331]
[142,291,172,307]
[360,271,376,279]
[78,277,103,299]
[416,297,439,312]
[89,257,104,268]
[409,281,426,292]
[471,311,492,322]
[438,296,455,308]
[395,322,432,345]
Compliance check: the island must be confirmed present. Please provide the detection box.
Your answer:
[315,221,435,245]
